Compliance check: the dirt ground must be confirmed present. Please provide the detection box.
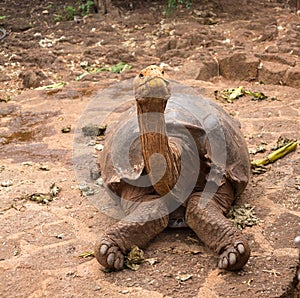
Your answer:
[1,0,300,297]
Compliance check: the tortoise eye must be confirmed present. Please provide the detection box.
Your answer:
[139,73,144,78]
[161,70,165,75]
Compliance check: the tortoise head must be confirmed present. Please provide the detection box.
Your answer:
[133,65,171,103]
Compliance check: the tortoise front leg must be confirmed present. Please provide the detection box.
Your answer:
[94,185,169,270]
[185,182,250,270]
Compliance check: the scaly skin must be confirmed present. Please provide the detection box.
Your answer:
[95,181,250,270]
[94,184,169,270]
[94,211,169,270]
[185,182,250,270]
[96,65,250,271]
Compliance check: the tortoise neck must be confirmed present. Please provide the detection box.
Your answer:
[136,99,180,196]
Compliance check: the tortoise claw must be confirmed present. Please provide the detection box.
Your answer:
[95,240,124,270]
[218,256,228,269]
[100,244,109,255]
[218,241,249,271]
[107,251,115,266]
[229,252,237,265]
[237,243,245,254]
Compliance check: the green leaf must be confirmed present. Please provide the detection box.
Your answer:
[75,67,109,81]
[35,82,67,90]
[109,62,132,74]
[76,63,131,81]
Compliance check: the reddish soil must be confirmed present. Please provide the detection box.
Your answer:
[0,0,300,297]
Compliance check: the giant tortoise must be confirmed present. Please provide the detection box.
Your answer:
[94,65,251,271]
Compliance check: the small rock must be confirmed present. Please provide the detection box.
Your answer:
[294,236,300,248]
[265,45,279,53]
[256,53,296,67]
[10,18,32,32]
[21,162,33,166]
[219,53,260,81]
[61,126,71,133]
[258,24,278,42]
[38,164,50,171]
[94,285,101,291]
[87,140,96,146]
[79,182,95,196]
[145,258,159,265]
[82,125,107,137]
[82,125,99,137]
[176,274,193,282]
[284,65,300,88]
[1,180,13,187]
[156,39,177,57]
[180,60,219,81]
[90,167,100,180]
[13,250,20,256]
[95,177,103,187]
[0,73,10,82]
[66,271,78,277]
[19,70,47,89]
[94,144,104,151]
[258,62,288,85]
[55,233,64,239]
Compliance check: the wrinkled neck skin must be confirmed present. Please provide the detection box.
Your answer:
[136,98,180,196]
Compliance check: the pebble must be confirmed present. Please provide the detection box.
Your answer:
[1,180,13,187]
[55,233,64,239]
[61,126,71,133]
[79,182,95,196]
[94,144,104,151]
[95,177,103,187]
[21,161,33,166]
[294,236,300,248]
[87,140,96,146]
[94,285,101,291]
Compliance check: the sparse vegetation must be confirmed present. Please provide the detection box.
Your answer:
[164,0,192,15]
[80,0,95,16]
[64,5,77,20]
[53,1,95,22]
[76,62,132,81]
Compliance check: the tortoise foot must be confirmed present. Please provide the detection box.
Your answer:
[94,239,124,270]
[218,241,249,271]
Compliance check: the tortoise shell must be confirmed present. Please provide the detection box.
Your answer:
[99,81,250,199]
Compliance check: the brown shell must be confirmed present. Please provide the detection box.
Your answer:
[99,89,250,197]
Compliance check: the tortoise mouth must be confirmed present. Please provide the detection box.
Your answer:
[134,77,171,101]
